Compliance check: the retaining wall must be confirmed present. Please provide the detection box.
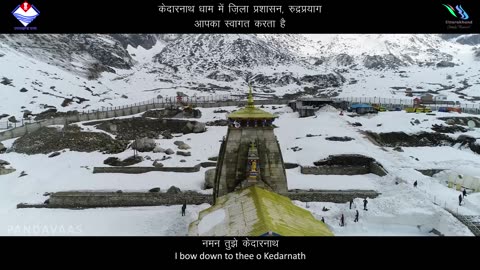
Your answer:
[300,161,388,177]
[301,165,369,175]
[93,165,201,174]
[17,189,378,209]
[284,190,380,203]
[28,191,213,208]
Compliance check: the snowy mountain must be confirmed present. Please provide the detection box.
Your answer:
[440,34,480,45]
[2,34,480,237]
[0,34,479,120]
[305,34,455,69]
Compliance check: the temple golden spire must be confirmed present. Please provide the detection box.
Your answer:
[226,85,276,120]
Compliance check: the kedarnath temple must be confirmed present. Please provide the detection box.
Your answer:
[213,87,288,200]
[189,87,333,237]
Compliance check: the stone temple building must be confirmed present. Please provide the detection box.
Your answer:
[189,87,333,236]
[212,87,288,202]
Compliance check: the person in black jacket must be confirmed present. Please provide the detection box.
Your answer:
[363,198,368,211]
[463,188,467,197]
[340,214,345,227]
[413,181,418,188]
[459,194,463,206]
[354,210,359,222]
[181,202,187,216]
[349,199,353,209]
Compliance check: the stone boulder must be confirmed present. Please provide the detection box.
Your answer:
[445,119,456,125]
[162,130,173,139]
[132,137,156,152]
[167,186,181,194]
[0,167,16,175]
[393,146,404,152]
[204,168,216,189]
[177,151,191,156]
[457,135,476,145]
[149,187,161,193]
[0,143,7,154]
[153,146,165,153]
[178,143,191,150]
[48,152,61,158]
[284,162,299,169]
[206,119,229,126]
[165,148,175,155]
[0,159,9,166]
[325,136,354,142]
[23,110,33,119]
[192,122,206,133]
[436,61,455,68]
[153,160,164,168]
[182,122,195,134]
[174,141,184,146]
[8,116,18,123]
[200,162,216,168]
[103,156,143,166]
[213,109,228,113]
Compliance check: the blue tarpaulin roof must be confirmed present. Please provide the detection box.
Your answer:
[350,104,372,109]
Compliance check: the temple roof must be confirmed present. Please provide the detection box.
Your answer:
[227,87,276,120]
[188,186,334,236]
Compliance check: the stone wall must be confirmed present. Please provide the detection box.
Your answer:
[17,189,379,208]
[284,190,380,203]
[39,191,213,208]
[300,162,388,177]
[416,169,445,177]
[301,165,369,175]
[93,165,201,174]
[369,162,388,176]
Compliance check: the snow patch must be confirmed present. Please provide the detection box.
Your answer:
[198,209,226,235]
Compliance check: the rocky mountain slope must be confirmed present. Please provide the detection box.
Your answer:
[0,34,479,120]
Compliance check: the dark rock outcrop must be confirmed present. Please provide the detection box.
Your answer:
[13,127,127,154]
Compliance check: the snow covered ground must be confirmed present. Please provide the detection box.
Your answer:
[2,205,210,236]
[1,105,479,236]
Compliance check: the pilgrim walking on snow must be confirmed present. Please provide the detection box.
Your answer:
[459,194,463,206]
[181,201,187,216]
[413,180,417,188]
[340,214,345,227]
[354,210,359,222]
[363,198,368,211]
